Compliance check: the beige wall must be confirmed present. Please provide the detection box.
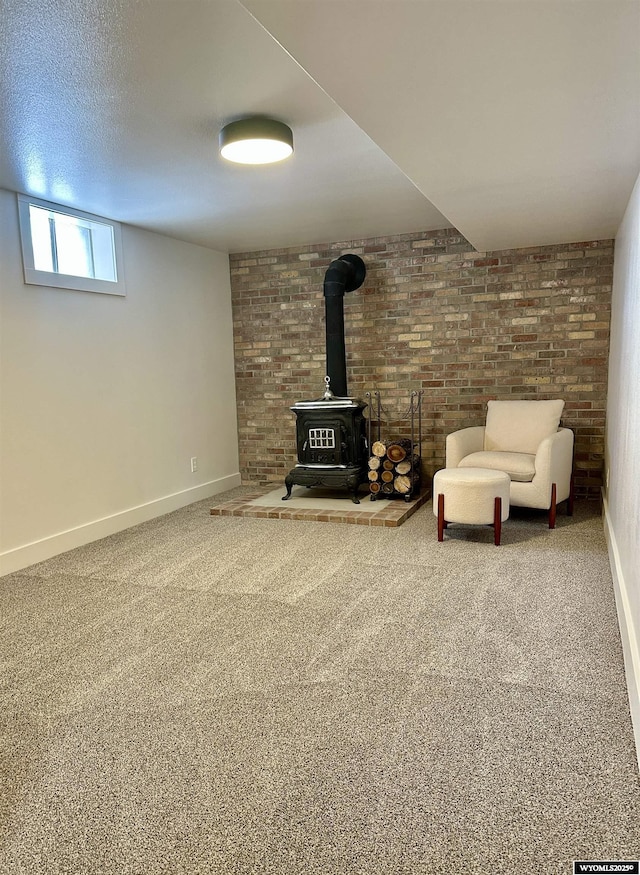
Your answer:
[605,170,640,758]
[0,188,240,574]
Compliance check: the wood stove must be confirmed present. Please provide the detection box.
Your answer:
[283,254,368,504]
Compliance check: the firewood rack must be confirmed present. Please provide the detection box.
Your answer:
[364,390,423,502]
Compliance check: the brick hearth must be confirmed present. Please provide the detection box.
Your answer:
[210,487,429,527]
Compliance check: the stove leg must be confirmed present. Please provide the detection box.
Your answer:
[282,475,294,501]
[347,473,361,504]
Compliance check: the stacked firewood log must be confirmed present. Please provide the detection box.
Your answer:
[367,438,421,499]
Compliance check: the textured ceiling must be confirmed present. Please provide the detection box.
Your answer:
[1,0,638,254]
[0,0,449,253]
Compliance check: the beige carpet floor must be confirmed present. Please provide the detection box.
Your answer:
[1,489,639,874]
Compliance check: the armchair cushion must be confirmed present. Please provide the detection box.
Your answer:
[459,450,536,482]
[484,399,565,454]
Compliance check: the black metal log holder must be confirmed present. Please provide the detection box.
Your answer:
[365,390,424,502]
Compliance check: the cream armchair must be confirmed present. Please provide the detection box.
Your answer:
[445,400,574,528]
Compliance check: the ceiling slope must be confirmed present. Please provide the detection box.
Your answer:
[242,0,640,251]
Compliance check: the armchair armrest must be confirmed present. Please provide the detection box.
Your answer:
[532,428,574,501]
[446,426,485,468]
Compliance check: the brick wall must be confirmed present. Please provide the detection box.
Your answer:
[229,228,613,498]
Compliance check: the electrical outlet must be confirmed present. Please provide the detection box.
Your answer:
[190,456,198,473]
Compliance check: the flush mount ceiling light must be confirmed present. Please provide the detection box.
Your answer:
[219,117,294,165]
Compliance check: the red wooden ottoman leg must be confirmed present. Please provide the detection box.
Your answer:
[494,496,502,546]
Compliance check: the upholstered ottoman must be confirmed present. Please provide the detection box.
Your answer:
[433,467,510,545]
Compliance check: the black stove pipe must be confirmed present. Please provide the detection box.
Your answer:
[323,254,366,398]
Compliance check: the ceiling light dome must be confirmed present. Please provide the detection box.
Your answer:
[219,117,293,165]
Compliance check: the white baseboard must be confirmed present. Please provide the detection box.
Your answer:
[0,473,241,577]
[602,490,640,772]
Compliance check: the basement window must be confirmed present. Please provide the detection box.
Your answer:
[17,194,126,296]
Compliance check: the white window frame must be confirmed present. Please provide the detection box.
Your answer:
[17,194,126,296]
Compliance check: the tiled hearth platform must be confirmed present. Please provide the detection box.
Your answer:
[210,485,430,527]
